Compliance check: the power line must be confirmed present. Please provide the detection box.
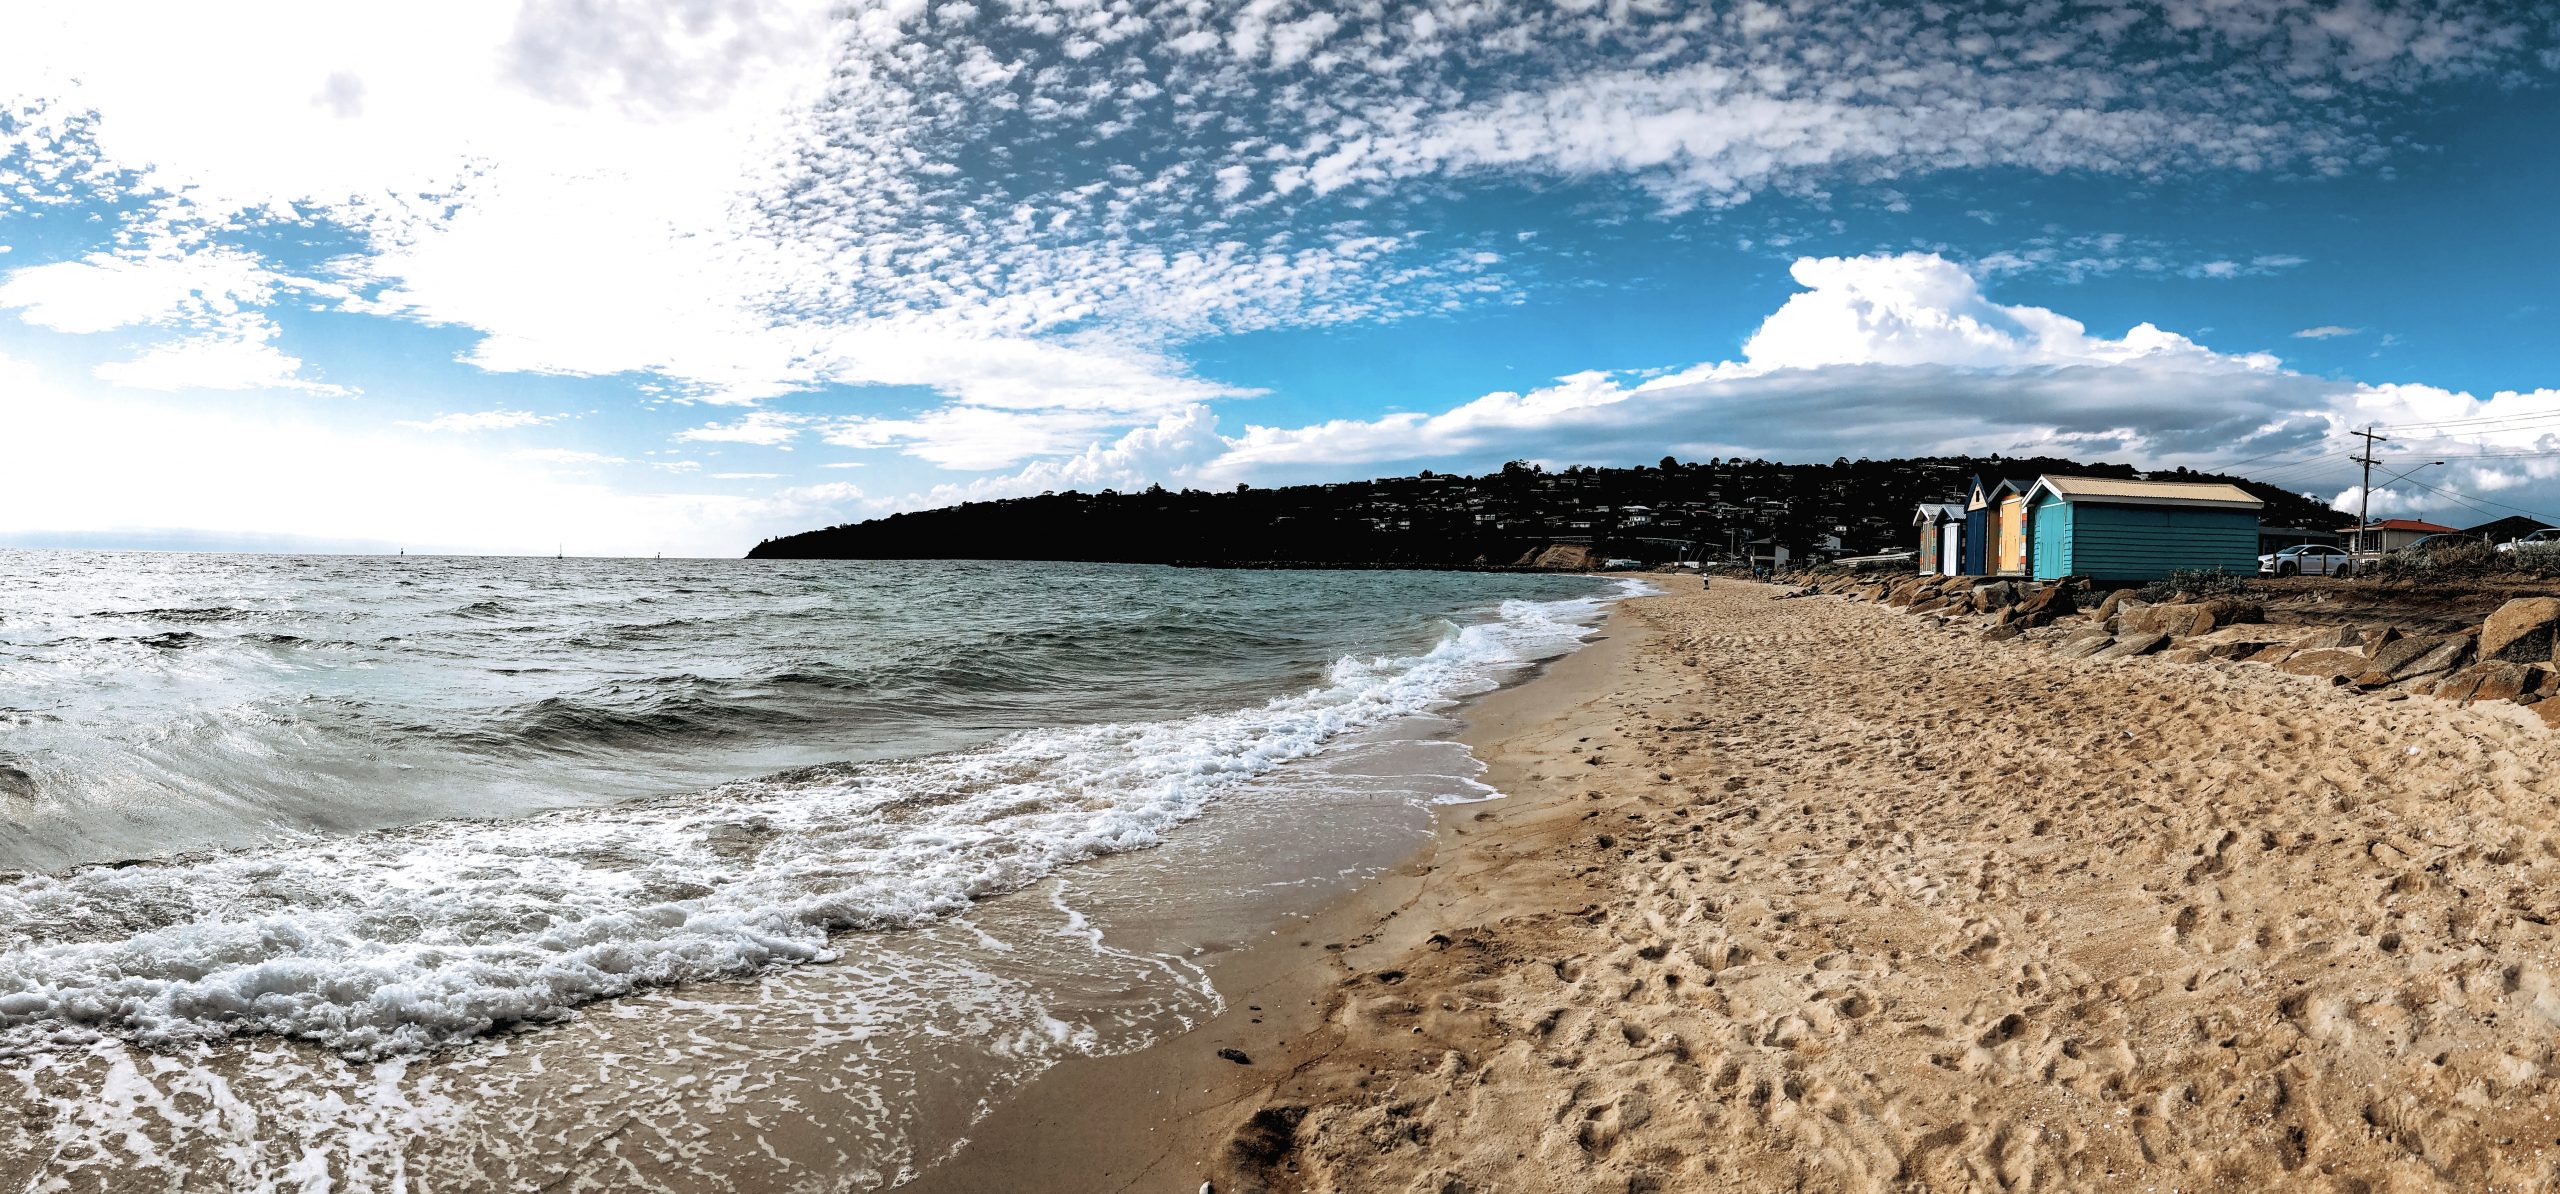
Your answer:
[2211,440,2340,472]
[2382,411,2560,438]
[2400,447,2560,460]
[2396,476,2559,525]
[2247,452,2352,484]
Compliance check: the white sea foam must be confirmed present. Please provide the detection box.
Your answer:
[0,583,1630,1059]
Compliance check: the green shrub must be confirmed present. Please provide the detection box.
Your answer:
[2506,542,2560,578]
[2368,539,2498,581]
[2136,567,2255,603]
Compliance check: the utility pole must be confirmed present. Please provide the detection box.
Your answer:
[2351,425,2390,555]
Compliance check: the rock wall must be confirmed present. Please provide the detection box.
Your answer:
[1782,572,2560,727]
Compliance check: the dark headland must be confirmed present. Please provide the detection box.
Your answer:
[746,454,2339,567]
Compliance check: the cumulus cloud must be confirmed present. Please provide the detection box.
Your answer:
[4,4,2555,548]
[400,409,557,432]
[0,246,283,333]
[673,410,811,446]
[0,355,865,556]
[901,253,2560,532]
[3,0,2542,430]
[91,317,349,395]
[820,407,1126,470]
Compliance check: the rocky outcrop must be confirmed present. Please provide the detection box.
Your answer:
[1517,543,1598,571]
[2113,598,2261,639]
[2093,632,2170,660]
[1773,569,2549,724]
[2480,598,2560,663]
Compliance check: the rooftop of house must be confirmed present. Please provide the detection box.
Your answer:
[2028,475,2264,509]
[2340,518,2459,534]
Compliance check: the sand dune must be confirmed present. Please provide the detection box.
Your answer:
[1206,579,2560,1193]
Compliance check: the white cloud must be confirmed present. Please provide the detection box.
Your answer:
[674,411,811,446]
[3,5,2553,548]
[2294,325,2363,339]
[513,448,629,465]
[5,0,2530,429]
[0,246,282,333]
[821,406,1122,470]
[902,254,2560,533]
[0,355,864,556]
[92,317,350,395]
[399,409,557,432]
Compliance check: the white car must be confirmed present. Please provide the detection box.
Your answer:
[2258,543,2353,577]
[2500,529,2560,552]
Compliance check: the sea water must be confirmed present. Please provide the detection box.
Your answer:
[0,553,1631,1189]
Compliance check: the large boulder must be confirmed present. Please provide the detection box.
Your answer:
[2118,602,2206,637]
[2276,648,2373,681]
[2369,633,2474,681]
[2200,598,2266,628]
[2181,625,2290,660]
[2439,660,2534,705]
[2057,633,2117,659]
[2092,590,2139,622]
[2094,632,2170,660]
[2126,598,2264,638]
[2472,662,2535,703]
[2480,598,2560,663]
[2013,584,2077,628]
[2290,625,2366,652]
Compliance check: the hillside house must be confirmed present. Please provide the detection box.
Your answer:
[2341,518,2457,554]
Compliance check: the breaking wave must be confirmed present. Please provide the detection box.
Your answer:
[0,584,1632,1060]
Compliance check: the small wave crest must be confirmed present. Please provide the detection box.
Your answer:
[0,586,1621,1059]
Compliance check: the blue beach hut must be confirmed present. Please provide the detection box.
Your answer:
[1961,476,1992,576]
[2025,476,2264,583]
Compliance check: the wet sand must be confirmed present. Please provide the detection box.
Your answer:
[903,588,1647,1194]
[921,578,2560,1192]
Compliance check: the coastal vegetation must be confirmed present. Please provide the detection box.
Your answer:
[749,455,2340,567]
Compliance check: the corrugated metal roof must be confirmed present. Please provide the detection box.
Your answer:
[2029,475,2264,509]
[2340,518,2456,533]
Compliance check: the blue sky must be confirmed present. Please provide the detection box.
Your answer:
[1,1,2557,555]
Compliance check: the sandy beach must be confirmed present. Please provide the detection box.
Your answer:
[921,577,2560,1192]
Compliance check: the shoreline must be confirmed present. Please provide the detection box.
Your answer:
[902,581,1656,1192]
[918,575,2560,1192]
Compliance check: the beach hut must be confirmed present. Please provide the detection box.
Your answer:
[1962,476,2034,576]
[1991,480,2032,577]
[1912,502,1962,575]
[1961,477,1992,575]
[2025,476,2264,583]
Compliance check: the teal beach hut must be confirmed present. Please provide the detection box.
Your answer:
[2025,476,2264,583]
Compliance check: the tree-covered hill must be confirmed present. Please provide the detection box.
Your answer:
[747,455,2346,567]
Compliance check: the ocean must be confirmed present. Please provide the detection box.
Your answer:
[0,552,1630,1189]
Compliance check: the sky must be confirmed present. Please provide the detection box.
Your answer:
[2,1,2557,557]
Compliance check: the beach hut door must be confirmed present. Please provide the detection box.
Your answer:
[1939,526,1960,575]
